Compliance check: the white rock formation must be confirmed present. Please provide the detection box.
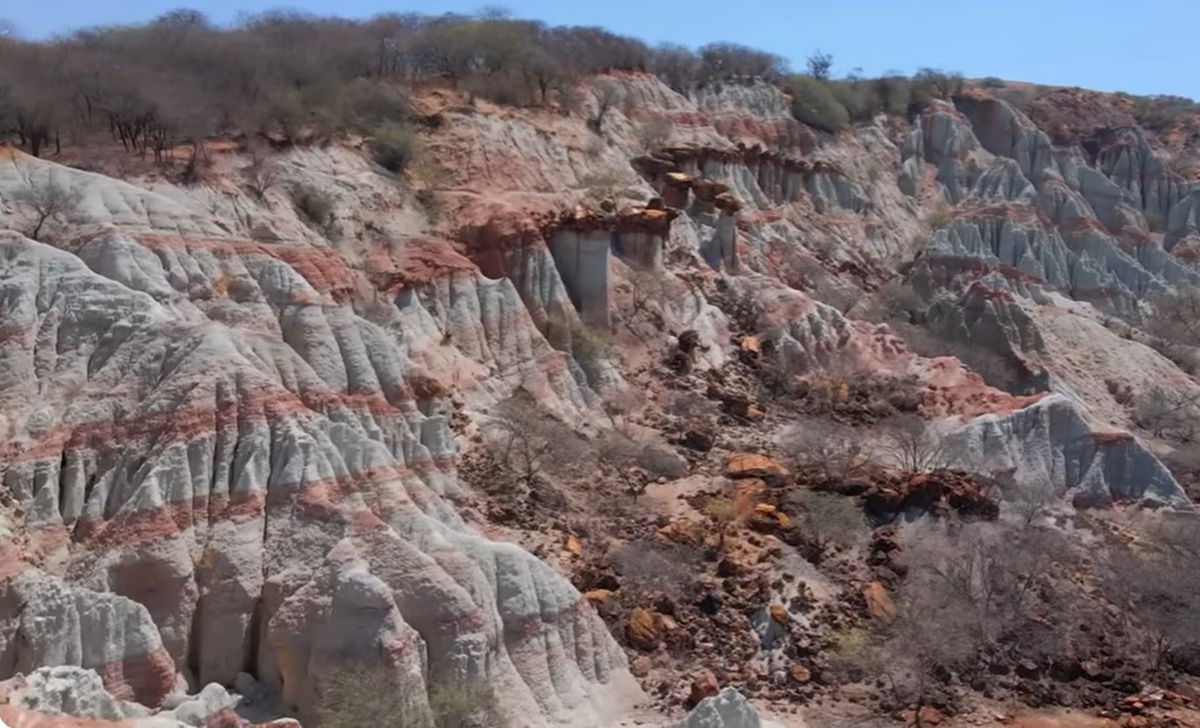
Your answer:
[0,142,639,727]
[668,688,785,728]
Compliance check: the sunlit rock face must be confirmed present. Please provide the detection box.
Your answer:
[0,147,638,727]
[3,64,1200,728]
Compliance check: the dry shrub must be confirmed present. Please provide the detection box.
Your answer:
[1134,386,1200,441]
[783,419,871,483]
[613,540,701,598]
[783,489,865,563]
[315,664,492,728]
[883,414,956,472]
[635,114,673,153]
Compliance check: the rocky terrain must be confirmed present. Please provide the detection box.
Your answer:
[4,12,1200,728]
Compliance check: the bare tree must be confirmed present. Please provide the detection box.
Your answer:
[243,150,280,199]
[883,414,956,472]
[589,77,623,131]
[1143,286,1200,371]
[1134,385,1200,441]
[999,472,1057,527]
[598,433,650,501]
[697,42,788,83]
[634,114,672,153]
[15,180,82,240]
[613,540,701,598]
[1103,518,1200,671]
[486,397,554,489]
[626,268,669,324]
[647,43,699,92]
[783,420,871,483]
[806,49,834,81]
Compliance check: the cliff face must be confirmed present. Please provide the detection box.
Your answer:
[2,69,1200,726]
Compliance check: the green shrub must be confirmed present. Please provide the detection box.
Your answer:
[293,185,334,227]
[828,79,889,122]
[314,664,491,728]
[873,74,913,116]
[339,78,410,131]
[981,76,1007,89]
[315,664,423,728]
[428,683,493,728]
[786,75,849,132]
[571,321,614,386]
[924,200,954,229]
[370,121,419,173]
[910,68,965,110]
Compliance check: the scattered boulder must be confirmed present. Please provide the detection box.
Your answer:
[565,534,583,558]
[681,426,717,452]
[631,656,653,678]
[724,453,790,485]
[585,589,613,604]
[862,582,897,623]
[863,470,999,524]
[669,687,781,728]
[628,608,661,651]
[687,670,720,708]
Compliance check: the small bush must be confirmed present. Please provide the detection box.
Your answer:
[706,496,739,549]
[571,321,614,386]
[981,76,1007,89]
[614,540,701,596]
[315,664,425,728]
[828,79,888,122]
[784,489,865,563]
[293,185,334,227]
[635,114,673,153]
[428,683,493,728]
[786,75,849,132]
[884,414,956,472]
[370,121,419,173]
[924,201,954,229]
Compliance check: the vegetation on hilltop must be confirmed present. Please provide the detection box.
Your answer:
[0,7,976,166]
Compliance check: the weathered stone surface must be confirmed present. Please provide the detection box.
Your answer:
[0,149,639,727]
[627,608,660,651]
[724,453,789,482]
[669,687,783,728]
[862,582,897,623]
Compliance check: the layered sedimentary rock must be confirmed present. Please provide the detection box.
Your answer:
[5,67,1200,728]
[0,143,638,726]
[947,394,1189,507]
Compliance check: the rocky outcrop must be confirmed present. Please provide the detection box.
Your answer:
[901,101,992,202]
[0,667,289,728]
[947,394,1190,507]
[956,91,1058,184]
[0,203,636,727]
[668,687,784,728]
[1092,126,1194,222]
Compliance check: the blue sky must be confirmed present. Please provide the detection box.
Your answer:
[4,0,1197,100]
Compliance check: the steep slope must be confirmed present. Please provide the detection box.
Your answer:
[3,68,1200,727]
[0,153,637,726]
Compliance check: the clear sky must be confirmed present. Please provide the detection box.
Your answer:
[4,0,1197,100]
